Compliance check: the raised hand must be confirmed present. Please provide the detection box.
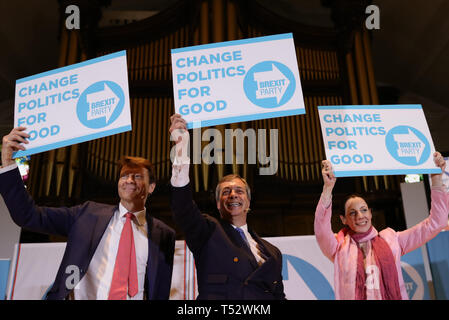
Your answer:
[169,114,189,163]
[321,160,336,197]
[431,151,446,187]
[1,127,29,167]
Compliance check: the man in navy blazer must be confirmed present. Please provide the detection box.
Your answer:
[169,114,286,300]
[0,127,175,300]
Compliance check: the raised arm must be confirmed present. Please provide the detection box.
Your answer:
[314,160,339,261]
[0,127,81,236]
[169,114,215,254]
[397,152,449,254]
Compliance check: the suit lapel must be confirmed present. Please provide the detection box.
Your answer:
[147,215,161,300]
[248,228,274,261]
[88,205,116,259]
[221,221,259,269]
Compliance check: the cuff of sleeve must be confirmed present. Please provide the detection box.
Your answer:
[0,163,18,175]
[431,185,448,193]
[171,163,190,187]
[173,154,190,166]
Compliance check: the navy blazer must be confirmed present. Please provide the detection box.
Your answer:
[0,167,175,300]
[170,183,286,300]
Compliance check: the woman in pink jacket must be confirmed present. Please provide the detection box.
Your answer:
[314,152,448,300]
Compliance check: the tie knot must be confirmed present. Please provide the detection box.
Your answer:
[125,212,134,219]
[236,227,247,241]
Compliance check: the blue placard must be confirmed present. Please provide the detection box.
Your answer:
[318,105,440,177]
[171,33,305,129]
[13,51,132,158]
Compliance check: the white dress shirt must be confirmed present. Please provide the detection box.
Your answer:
[232,224,266,265]
[74,203,148,300]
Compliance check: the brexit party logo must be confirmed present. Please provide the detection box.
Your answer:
[76,80,125,129]
[243,61,296,109]
[401,262,425,300]
[282,253,426,300]
[282,254,335,300]
[385,125,431,166]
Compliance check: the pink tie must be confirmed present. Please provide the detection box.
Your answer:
[108,212,138,300]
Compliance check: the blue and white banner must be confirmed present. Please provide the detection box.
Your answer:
[318,105,440,177]
[269,236,334,299]
[13,51,131,158]
[171,33,305,129]
[400,247,431,300]
[6,243,66,300]
[269,236,430,300]
[426,231,449,299]
[5,237,433,300]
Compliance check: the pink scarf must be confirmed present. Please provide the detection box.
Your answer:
[335,226,402,300]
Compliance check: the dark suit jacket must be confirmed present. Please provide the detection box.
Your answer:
[170,183,285,300]
[0,167,175,300]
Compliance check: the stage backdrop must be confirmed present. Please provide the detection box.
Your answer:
[426,231,449,299]
[5,236,438,300]
[0,194,21,300]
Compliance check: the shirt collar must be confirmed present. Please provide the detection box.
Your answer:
[118,203,147,226]
[232,224,248,233]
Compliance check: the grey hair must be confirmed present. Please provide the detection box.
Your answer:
[215,174,251,202]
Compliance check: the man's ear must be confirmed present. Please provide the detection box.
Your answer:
[148,182,156,195]
[339,214,346,225]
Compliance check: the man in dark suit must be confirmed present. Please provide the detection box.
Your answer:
[0,127,175,300]
[169,114,285,300]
